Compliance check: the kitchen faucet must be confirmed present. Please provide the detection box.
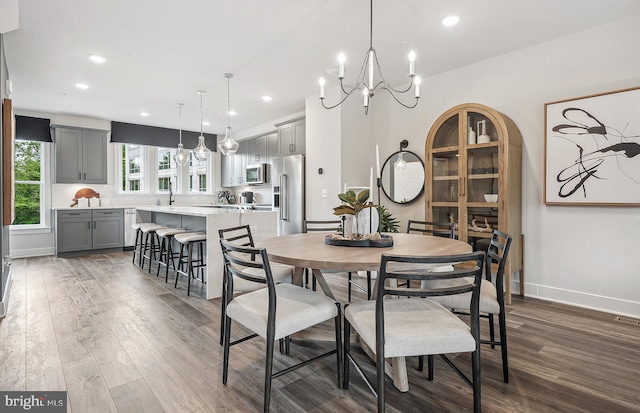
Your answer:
[169,181,175,205]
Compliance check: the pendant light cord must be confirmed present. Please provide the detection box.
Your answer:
[227,75,231,128]
[178,103,183,143]
[199,92,204,135]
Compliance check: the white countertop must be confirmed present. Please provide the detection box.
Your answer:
[52,206,126,211]
[135,205,274,217]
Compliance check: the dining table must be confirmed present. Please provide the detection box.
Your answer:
[257,232,473,392]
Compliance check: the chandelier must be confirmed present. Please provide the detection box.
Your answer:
[193,90,211,161]
[318,0,421,115]
[217,73,240,155]
[173,103,189,166]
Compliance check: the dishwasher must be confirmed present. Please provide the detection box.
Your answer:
[123,208,137,250]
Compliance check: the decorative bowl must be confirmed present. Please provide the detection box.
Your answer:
[484,194,498,203]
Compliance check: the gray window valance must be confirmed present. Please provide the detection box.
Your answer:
[110,121,217,150]
[15,115,53,142]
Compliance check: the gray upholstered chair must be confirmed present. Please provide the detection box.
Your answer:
[344,251,485,413]
[218,225,294,346]
[427,229,513,382]
[220,239,342,413]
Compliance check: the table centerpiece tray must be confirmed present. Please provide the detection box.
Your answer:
[325,234,393,248]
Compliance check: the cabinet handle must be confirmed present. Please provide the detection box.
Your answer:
[87,222,91,229]
[84,172,87,180]
[292,143,296,153]
[68,213,80,216]
[94,221,96,229]
[79,173,82,180]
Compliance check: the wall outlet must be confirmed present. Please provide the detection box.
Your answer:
[321,189,328,198]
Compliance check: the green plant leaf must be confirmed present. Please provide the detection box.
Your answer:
[333,206,355,216]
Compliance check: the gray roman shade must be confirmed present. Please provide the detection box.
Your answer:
[15,115,53,142]
[111,121,217,150]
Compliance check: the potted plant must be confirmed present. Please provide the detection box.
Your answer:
[332,189,377,239]
[377,205,399,233]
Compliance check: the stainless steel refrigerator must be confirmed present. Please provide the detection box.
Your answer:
[272,154,305,235]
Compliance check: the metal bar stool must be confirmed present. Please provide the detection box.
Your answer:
[132,223,162,267]
[174,232,207,296]
[140,224,167,272]
[155,227,187,282]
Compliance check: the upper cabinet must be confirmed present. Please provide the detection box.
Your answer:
[276,117,305,156]
[54,127,108,184]
[425,103,522,303]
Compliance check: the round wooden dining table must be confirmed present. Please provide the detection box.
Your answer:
[257,232,473,392]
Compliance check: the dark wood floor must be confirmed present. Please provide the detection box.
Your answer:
[1,252,639,412]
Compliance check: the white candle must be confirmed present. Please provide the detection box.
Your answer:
[343,183,347,193]
[414,76,421,98]
[338,53,345,78]
[375,145,380,178]
[409,50,416,76]
[368,50,374,87]
[319,77,325,99]
[369,167,374,203]
[363,87,369,107]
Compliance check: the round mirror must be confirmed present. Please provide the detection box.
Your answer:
[381,150,425,204]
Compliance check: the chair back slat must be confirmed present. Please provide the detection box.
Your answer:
[219,239,276,290]
[485,229,512,288]
[304,220,343,234]
[378,251,485,301]
[407,220,455,239]
[218,225,255,247]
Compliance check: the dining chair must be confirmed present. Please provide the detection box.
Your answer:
[303,220,346,291]
[407,219,455,239]
[427,229,513,383]
[218,225,294,346]
[220,239,342,413]
[343,251,485,413]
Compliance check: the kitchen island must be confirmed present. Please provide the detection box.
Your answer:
[135,206,277,299]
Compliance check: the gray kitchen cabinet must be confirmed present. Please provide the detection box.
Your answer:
[54,127,108,184]
[266,133,278,164]
[55,209,123,255]
[55,210,92,253]
[92,209,124,249]
[277,117,305,156]
[233,140,249,185]
[247,135,267,164]
[220,151,235,187]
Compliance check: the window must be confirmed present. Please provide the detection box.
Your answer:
[122,144,144,192]
[157,147,177,192]
[189,152,208,193]
[13,141,43,225]
[198,174,207,192]
[129,180,140,191]
[158,177,170,191]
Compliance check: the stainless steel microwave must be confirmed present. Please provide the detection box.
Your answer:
[245,163,268,184]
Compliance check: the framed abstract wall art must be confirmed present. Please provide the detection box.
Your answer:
[544,86,640,205]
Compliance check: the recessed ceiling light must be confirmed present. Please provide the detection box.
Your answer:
[139,112,149,117]
[75,83,89,90]
[442,15,460,26]
[88,54,106,63]
[202,121,210,126]
[228,110,237,116]
[262,95,273,102]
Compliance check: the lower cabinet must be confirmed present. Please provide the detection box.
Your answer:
[56,209,124,254]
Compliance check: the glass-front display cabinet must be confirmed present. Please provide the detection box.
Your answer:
[425,103,523,303]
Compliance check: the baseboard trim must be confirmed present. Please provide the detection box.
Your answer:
[0,270,13,318]
[10,247,55,258]
[513,281,640,319]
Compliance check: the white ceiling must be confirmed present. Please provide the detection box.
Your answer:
[5,0,640,135]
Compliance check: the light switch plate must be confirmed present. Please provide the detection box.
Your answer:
[321,189,328,198]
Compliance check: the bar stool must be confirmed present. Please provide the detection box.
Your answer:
[132,222,161,267]
[174,232,207,296]
[140,224,167,272]
[155,227,187,282]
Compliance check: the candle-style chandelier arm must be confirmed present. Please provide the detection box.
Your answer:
[379,85,421,108]
[320,89,356,110]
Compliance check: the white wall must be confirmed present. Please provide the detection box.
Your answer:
[371,15,640,317]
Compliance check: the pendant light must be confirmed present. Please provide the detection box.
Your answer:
[192,90,211,161]
[217,73,239,156]
[394,139,409,170]
[173,103,189,166]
